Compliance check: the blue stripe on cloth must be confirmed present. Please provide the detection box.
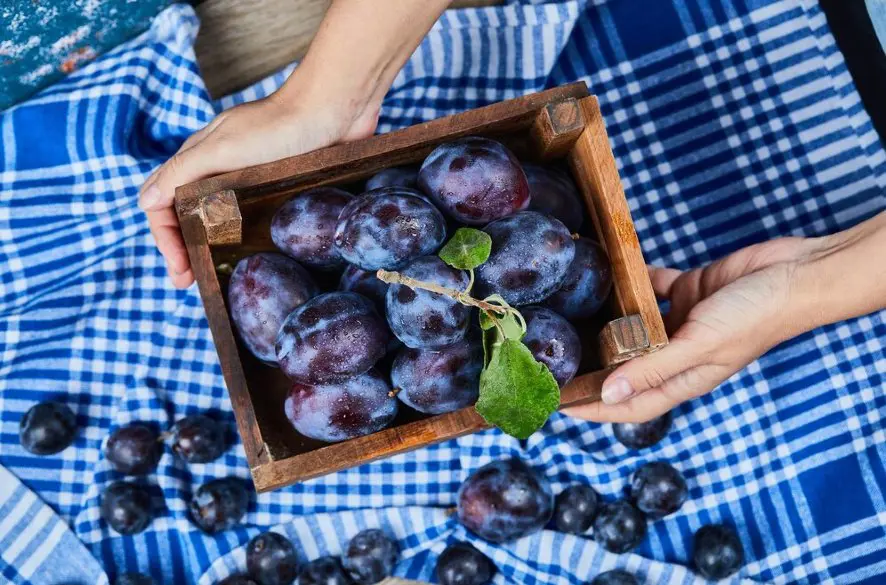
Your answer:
[0,0,885,583]
[0,466,108,585]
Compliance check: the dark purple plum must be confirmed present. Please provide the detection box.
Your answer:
[284,369,397,443]
[19,401,77,455]
[391,337,483,414]
[334,187,447,271]
[612,411,672,449]
[436,542,495,585]
[366,167,419,190]
[590,570,638,585]
[693,524,744,580]
[298,556,350,585]
[544,238,612,320]
[553,484,599,534]
[338,264,389,314]
[228,253,318,364]
[593,500,647,553]
[100,481,153,535]
[189,477,249,534]
[275,292,389,384]
[524,164,584,232]
[475,211,575,306]
[270,187,354,268]
[521,307,581,388]
[114,574,156,585]
[630,461,688,518]
[105,423,162,475]
[418,137,529,225]
[457,459,553,544]
[385,256,470,349]
[343,529,399,585]
[246,532,298,585]
[167,414,225,464]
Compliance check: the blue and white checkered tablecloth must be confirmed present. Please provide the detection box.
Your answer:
[1,1,885,584]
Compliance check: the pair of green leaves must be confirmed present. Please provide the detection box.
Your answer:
[439,228,560,440]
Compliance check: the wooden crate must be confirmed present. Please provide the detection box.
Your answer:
[175,82,667,493]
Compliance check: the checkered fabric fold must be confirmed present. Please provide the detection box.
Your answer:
[0,1,884,584]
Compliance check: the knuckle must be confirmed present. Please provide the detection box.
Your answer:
[639,366,668,391]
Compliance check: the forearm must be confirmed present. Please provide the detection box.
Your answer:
[278,0,450,122]
[792,211,886,334]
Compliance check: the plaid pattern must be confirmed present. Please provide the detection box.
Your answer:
[1,1,884,583]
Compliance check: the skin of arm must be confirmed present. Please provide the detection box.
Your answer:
[564,210,886,423]
[139,0,451,288]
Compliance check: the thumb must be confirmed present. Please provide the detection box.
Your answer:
[600,339,706,405]
[139,139,228,212]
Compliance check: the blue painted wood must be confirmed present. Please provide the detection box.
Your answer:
[0,0,172,110]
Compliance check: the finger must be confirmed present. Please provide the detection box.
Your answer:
[562,388,677,423]
[648,265,682,300]
[148,208,190,276]
[139,125,212,200]
[168,267,195,289]
[599,339,706,405]
[138,137,233,213]
[563,363,722,423]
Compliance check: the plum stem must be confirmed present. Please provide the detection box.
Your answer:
[465,268,476,294]
[376,269,508,315]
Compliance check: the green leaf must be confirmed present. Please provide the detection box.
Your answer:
[438,228,492,270]
[475,339,561,439]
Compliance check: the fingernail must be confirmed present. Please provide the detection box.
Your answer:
[602,377,634,404]
[139,185,161,210]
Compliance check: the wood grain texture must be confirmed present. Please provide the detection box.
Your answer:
[201,189,243,245]
[179,213,268,467]
[568,96,668,352]
[599,314,650,367]
[251,369,608,492]
[531,98,586,160]
[175,83,664,492]
[195,0,504,98]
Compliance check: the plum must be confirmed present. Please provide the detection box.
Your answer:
[457,459,553,543]
[284,369,397,442]
[270,187,354,268]
[228,253,318,364]
[334,187,446,271]
[385,256,470,349]
[390,337,483,414]
[523,164,584,232]
[475,211,574,306]
[544,237,612,320]
[521,307,581,388]
[418,137,529,225]
[275,292,389,384]
[19,401,77,455]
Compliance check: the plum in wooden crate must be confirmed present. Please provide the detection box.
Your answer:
[175,82,667,492]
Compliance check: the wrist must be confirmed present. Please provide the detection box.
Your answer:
[273,64,382,141]
[789,212,886,333]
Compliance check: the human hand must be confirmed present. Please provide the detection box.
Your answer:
[139,89,380,288]
[563,236,822,423]
[139,0,452,288]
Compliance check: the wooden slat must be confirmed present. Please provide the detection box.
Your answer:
[251,369,607,492]
[568,96,668,351]
[179,214,268,467]
[175,83,590,218]
[195,0,505,98]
